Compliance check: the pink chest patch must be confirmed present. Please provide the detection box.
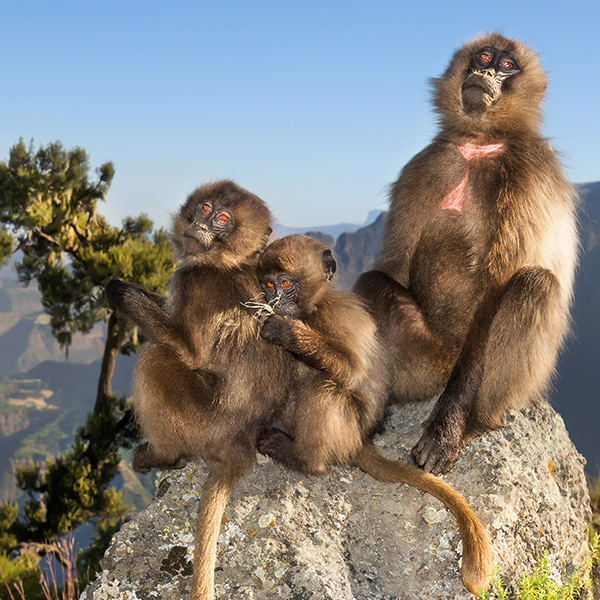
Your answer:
[456,143,503,160]
[441,174,467,211]
[441,143,504,212]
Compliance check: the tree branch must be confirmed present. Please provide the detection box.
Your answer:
[32,226,89,267]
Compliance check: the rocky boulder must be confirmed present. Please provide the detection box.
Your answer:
[81,399,591,600]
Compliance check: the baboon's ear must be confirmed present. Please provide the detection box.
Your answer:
[259,227,274,251]
[321,249,337,281]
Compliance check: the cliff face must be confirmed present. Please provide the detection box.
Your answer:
[0,272,106,378]
[330,212,386,291]
[300,214,386,292]
[553,188,600,471]
[82,400,590,600]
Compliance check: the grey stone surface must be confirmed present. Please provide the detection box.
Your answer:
[81,399,591,600]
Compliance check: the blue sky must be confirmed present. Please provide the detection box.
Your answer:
[1,1,599,230]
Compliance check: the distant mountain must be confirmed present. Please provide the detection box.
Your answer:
[274,210,383,242]
[0,261,149,506]
[0,271,106,378]
[579,181,600,216]
[552,182,600,473]
[0,355,151,508]
[330,212,386,291]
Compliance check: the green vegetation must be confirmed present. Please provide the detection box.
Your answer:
[0,139,176,594]
[0,536,84,600]
[0,552,42,600]
[480,528,600,600]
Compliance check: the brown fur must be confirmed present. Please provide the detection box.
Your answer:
[106,181,292,600]
[258,235,388,472]
[354,34,578,475]
[258,234,492,596]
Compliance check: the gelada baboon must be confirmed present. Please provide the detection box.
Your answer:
[354,33,579,475]
[257,234,492,595]
[106,181,292,600]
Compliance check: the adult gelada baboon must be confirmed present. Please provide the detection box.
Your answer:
[106,181,292,600]
[257,234,492,595]
[354,33,579,475]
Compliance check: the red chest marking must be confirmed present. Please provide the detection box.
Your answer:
[456,143,503,160]
[441,175,467,211]
[441,143,504,212]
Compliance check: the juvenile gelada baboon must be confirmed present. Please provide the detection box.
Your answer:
[106,181,293,600]
[354,33,579,475]
[257,234,492,595]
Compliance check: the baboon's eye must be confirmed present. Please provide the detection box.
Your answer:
[479,52,492,63]
[216,212,230,224]
[281,279,292,290]
[264,281,275,289]
[201,203,212,213]
[500,58,514,70]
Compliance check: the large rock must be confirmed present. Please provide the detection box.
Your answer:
[81,400,591,600]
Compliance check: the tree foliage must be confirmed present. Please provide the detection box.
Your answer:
[0,139,174,352]
[10,396,134,544]
[0,139,176,579]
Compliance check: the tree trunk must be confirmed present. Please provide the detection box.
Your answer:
[94,312,120,414]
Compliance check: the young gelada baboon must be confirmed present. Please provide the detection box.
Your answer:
[354,33,579,475]
[257,234,492,596]
[106,181,292,600]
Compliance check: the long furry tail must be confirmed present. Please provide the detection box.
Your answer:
[190,461,245,600]
[354,442,492,596]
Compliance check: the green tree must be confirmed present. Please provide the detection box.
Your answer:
[0,139,175,411]
[0,139,176,575]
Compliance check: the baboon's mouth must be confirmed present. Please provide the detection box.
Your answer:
[461,84,491,114]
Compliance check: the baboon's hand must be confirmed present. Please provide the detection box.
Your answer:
[105,278,132,311]
[260,314,296,348]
